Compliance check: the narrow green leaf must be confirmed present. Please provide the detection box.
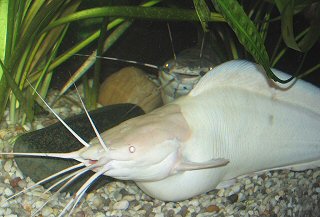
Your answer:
[90,17,109,109]
[35,26,69,98]
[297,63,320,79]
[193,0,210,32]
[0,60,33,120]
[272,27,309,67]
[297,3,320,52]
[8,0,66,69]
[277,0,301,51]
[21,0,46,35]
[4,0,15,61]
[43,6,225,33]
[275,0,320,52]
[0,0,8,68]
[213,0,293,83]
[0,0,11,122]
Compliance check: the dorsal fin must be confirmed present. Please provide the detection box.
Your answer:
[190,60,320,114]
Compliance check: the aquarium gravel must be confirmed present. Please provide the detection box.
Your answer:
[0,90,319,217]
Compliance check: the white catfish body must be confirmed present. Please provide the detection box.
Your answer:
[134,60,320,201]
[6,60,319,216]
[34,60,319,203]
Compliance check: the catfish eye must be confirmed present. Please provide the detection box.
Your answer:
[162,64,170,74]
[129,145,136,153]
[161,61,175,74]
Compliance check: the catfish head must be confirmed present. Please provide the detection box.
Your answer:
[76,104,190,181]
[75,103,229,182]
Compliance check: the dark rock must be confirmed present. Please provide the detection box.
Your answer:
[14,104,144,194]
[227,194,239,203]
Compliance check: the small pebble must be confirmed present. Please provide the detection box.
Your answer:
[4,161,12,172]
[34,200,45,209]
[74,211,86,217]
[41,206,53,216]
[94,212,106,217]
[206,205,220,212]
[123,194,135,201]
[86,192,94,201]
[9,177,21,188]
[189,199,199,206]
[22,123,31,131]
[274,205,280,214]
[227,194,238,203]
[226,205,235,214]
[4,188,14,196]
[179,205,188,216]
[92,196,104,209]
[231,184,241,193]
[113,200,129,210]
[312,170,320,179]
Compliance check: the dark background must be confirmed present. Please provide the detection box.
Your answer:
[53,0,320,89]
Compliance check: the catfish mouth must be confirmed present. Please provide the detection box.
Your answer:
[98,151,179,182]
[174,73,202,85]
[175,72,202,78]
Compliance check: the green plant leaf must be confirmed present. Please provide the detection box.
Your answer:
[85,16,109,109]
[277,0,300,51]
[0,0,8,78]
[275,0,320,52]
[0,60,33,120]
[0,0,12,122]
[193,0,210,32]
[213,0,293,83]
[296,2,320,52]
[43,6,224,32]
[35,26,69,99]
[271,27,309,67]
[8,0,66,69]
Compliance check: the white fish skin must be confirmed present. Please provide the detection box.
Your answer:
[135,60,320,201]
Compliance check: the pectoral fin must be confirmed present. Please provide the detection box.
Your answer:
[175,158,229,172]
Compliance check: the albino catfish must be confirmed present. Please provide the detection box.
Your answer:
[1,60,320,214]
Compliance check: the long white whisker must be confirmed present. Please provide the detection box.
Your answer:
[199,32,206,59]
[72,84,109,151]
[167,23,176,60]
[67,185,88,217]
[44,165,94,194]
[32,165,95,217]
[0,152,81,159]
[59,168,108,217]
[0,163,84,206]
[26,79,90,147]
[67,168,108,217]
[73,53,159,69]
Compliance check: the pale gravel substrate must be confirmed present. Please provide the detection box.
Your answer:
[0,90,319,217]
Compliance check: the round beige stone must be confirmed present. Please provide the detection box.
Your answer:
[98,67,162,112]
